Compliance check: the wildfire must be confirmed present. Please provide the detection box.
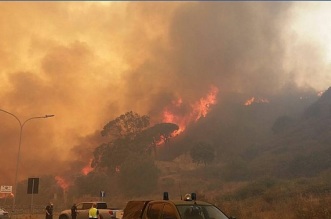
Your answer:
[192,85,218,121]
[162,109,188,134]
[244,97,269,106]
[81,159,94,175]
[162,85,219,135]
[55,176,70,191]
[54,160,93,192]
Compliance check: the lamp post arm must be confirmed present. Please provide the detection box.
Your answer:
[0,109,22,127]
[21,115,55,128]
[0,109,54,212]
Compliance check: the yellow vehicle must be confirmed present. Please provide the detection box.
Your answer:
[122,193,236,219]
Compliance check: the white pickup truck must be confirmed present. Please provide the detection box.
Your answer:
[58,202,123,219]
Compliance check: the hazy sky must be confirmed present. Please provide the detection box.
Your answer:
[1,2,331,186]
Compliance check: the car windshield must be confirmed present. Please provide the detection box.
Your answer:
[176,205,229,219]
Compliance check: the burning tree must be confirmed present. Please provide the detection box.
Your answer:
[81,111,179,196]
[92,111,179,174]
[60,87,218,199]
[100,111,150,140]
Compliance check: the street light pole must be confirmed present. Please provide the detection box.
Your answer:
[0,109,54,212]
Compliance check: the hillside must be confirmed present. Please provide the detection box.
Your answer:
[153,88,331,218]
[248,87,331,179]
[3,88,330,219]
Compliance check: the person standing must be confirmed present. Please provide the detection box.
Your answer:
[88,203,99,219]
[71,203,78,219]
[45,202,53,219]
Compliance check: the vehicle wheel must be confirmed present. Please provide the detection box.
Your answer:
[59,215,69,219]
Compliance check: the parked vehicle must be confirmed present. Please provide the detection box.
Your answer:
[122,193,236,219]
[59,202,123,219]
[0,208,9,219]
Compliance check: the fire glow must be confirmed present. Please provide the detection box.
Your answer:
[244,97,269,106]
[55,176,70,192]
[56,86,219,185]
[162,85,219,135]
[81,159,94,175]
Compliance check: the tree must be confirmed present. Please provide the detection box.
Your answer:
[138,123,179,156]
[92,112,179,173]
[190,142,215,165]
[146,123,179,144]
[91,139,132,173]
[92,112,150,173]
[89,110,179,200]
[101,111,150,140]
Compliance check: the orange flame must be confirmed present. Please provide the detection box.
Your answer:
[55,176,70,191]
[81,159,94,175]
[162,85,219,135]
[162,108,187,134]
[192,85,218,121]
[244,97,269,106]
[55,159,93,191]
[154,135,169,146]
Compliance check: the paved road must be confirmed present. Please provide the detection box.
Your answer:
[10,213,60,219]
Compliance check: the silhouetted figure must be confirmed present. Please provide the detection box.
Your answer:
[71,203,78,219]
[45,202,53,219]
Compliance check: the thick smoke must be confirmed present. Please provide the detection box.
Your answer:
[0,2,330,185]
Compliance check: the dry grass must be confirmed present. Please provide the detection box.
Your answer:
[218,194,331,219]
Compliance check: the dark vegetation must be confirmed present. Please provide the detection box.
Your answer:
[7,88,331,219]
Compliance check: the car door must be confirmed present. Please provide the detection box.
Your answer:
[161,204,179,219]
[144,202,164,219]
[77,203,92,219]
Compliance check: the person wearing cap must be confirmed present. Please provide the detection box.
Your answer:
[45,202,54,219]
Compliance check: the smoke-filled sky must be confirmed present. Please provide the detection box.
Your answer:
[1,1,331,186]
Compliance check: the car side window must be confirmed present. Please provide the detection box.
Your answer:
[162,204,178,219]
[82,203,92,210]
[147,203,164,219]
[76,203,83,210]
